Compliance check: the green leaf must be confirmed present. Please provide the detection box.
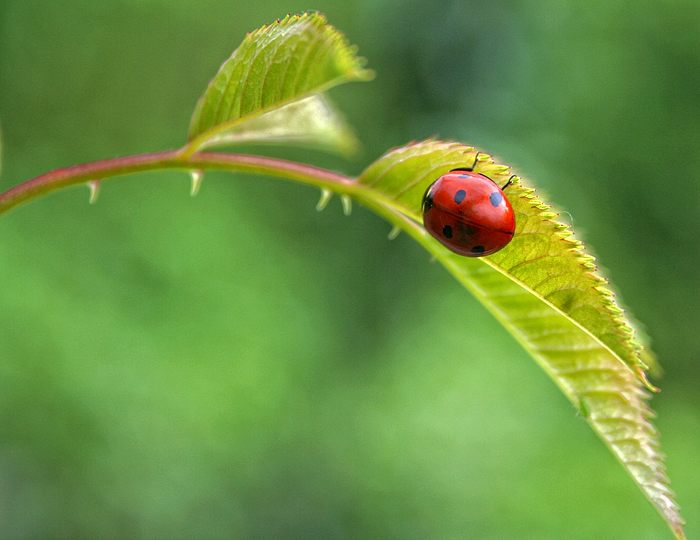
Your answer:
[355,140,685,540]
[185,13,373,156]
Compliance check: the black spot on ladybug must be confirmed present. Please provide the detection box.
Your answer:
[443,225,453,239]
[471,245,485,255]
[489,192,503,207]
[454,189,467,204]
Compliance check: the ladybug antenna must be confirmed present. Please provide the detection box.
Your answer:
[502,174,517,190]
[470,152,481,171]
[449,152,481,173]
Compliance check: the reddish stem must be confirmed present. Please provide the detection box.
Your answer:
[0,150,354,216]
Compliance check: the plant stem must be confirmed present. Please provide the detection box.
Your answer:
[0,150,355,217]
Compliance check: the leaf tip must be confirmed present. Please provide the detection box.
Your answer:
[636,365,660,393]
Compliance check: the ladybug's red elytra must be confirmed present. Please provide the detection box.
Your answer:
[422,169,515,257]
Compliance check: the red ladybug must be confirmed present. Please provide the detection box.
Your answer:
[422,170,515,257]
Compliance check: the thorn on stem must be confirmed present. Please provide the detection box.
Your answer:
[87,181,100,204]
[341,195,352,216]
[190,170,204,196]
[388,225,401,240]
[316,189,332,211]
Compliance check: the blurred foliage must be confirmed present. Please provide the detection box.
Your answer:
[0,0,698,539]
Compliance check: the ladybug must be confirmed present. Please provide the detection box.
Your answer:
[422,168,515,257]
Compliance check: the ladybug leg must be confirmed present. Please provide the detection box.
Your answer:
[450,152,481,173]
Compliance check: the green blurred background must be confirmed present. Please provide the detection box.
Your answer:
[1,1,698,538]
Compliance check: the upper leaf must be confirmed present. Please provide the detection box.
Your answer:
[356,140,684,540]
[186,13,373,155]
